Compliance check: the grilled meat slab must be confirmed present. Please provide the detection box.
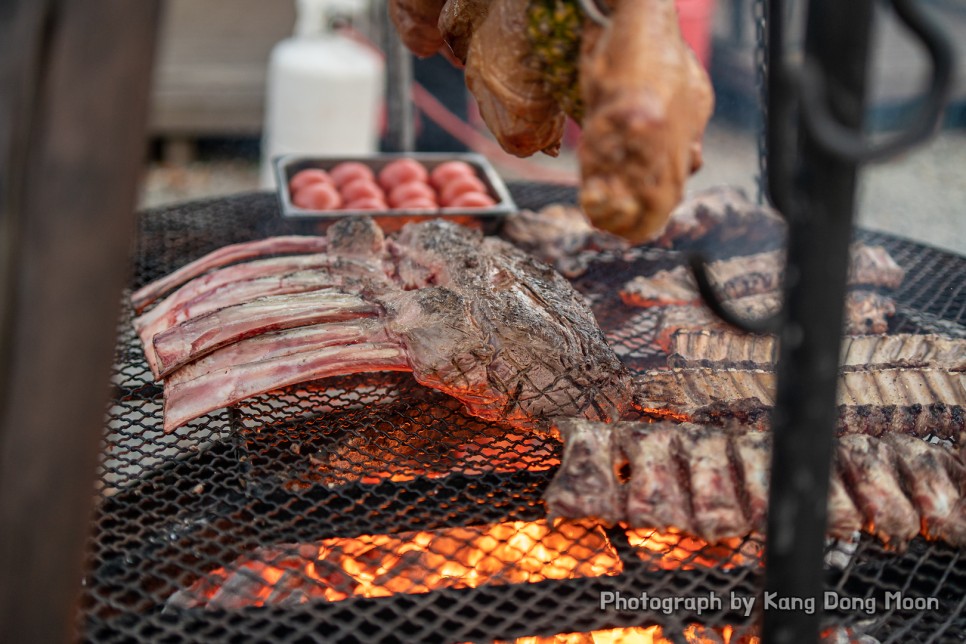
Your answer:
[134,218,631,433]
[500,204,630,277]
[544,420,966,548]
[655,290,896,348]
[651,187,785,251]
[633,368,966,440]
[667,331,966,372]
[621,243,904,309]
[544,418,623,525]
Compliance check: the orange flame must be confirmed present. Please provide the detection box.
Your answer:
[505,624,757,643]
[174,519,619,609]
[625,528,762,571]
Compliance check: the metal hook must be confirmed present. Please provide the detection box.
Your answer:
[577,0,611,26]
[688,253,783,335]
[798,0,955,163]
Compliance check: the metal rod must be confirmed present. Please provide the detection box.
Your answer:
[379,2,414,152]
[762,0,875,641]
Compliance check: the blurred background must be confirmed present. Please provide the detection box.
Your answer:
[140,0,966,254]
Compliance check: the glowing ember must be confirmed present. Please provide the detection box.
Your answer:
[169,520,620,609]
[625,528,762,570]
[504,624,758,643]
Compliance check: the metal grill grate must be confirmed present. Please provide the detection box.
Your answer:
[80,184,966,643]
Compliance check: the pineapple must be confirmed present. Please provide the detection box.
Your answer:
[526,0,585,123]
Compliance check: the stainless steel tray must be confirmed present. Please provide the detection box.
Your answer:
[273,153,516,232]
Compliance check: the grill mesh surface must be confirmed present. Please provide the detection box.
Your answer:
[80,184,966,643]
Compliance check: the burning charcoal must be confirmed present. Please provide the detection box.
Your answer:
[544,419,623,525]
[617,423,694,534]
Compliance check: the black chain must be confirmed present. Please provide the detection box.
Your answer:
[753,0,768,205]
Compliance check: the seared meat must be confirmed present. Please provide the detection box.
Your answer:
[677,425,748,541]
[465,0,566,156]
[389,0,449,57]
[633,368,966,440]
[500,204,629,277]
[438,0,491,63]
[544,418,623,525]
[650,186,785,252]
[578,0,713,242]
[655,290,896,348]
[835,434,920,547]
[620,244,904,309]
[134,218,631,433]
[545,419,966,547]
[885,433,966,544]
[667,331,966,372]
[616,423,694,534]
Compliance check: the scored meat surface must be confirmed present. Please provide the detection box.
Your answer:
[134,217,631,433]
[545,420,966,548]
[633,367,966,440]
[666,331,966,372]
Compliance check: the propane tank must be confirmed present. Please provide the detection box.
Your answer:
[260,0,384,187]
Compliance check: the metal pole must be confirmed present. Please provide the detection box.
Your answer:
[762,0,875,641]
[378,1,415,152]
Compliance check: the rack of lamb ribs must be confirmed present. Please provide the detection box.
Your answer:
[132,217,632,433]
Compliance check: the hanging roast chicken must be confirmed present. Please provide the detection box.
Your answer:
[389,0,714,243]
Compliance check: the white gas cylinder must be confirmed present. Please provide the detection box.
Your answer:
[260,0,384,187]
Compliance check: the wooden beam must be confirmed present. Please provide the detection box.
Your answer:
[0,1,159,641]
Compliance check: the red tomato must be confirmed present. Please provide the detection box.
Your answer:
[429,161,476,189]
[329,162,376,187]
[388,181,437,207]
[292,182,343,210]
[439,175,487,206]
[340,178,385,203]
[378,159,429,191]
[344,197,388,211]
[288,169,332,197]
[447,191,496,208]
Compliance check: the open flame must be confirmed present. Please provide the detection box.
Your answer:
[169,519,619,609]
[507,625,756,643]
[626,528,762,570]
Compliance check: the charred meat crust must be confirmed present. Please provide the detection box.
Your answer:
[544,420,966,548]
[135,217,631,433]
[633,368,966,441]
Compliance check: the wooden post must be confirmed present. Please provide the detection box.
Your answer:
[0,1,160,641]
